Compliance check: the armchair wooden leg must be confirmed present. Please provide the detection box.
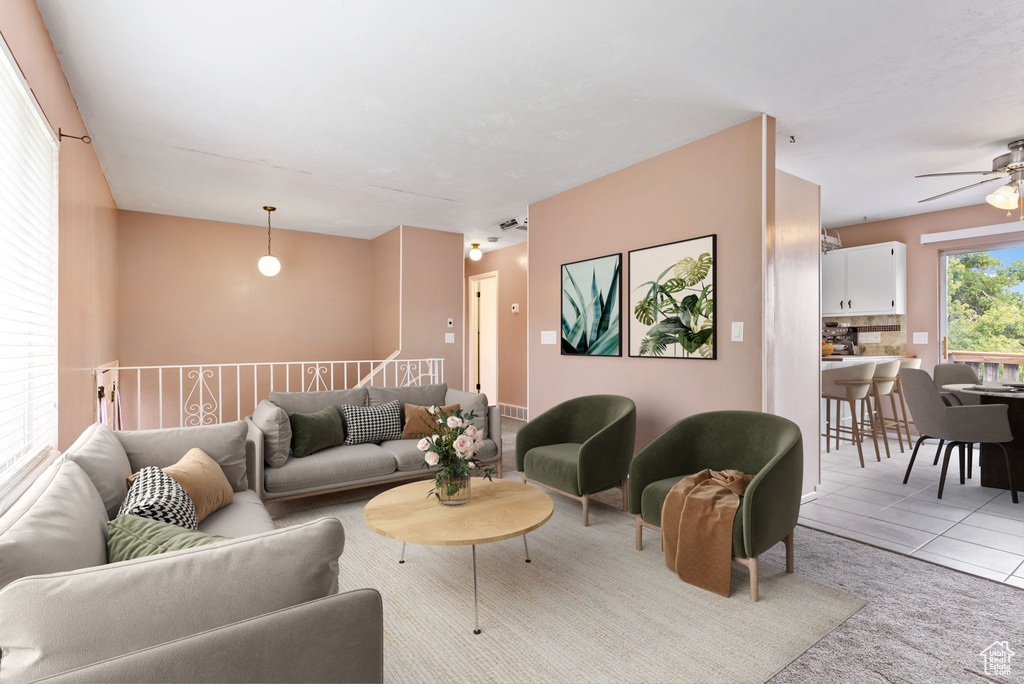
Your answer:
[785,531,794,574]
[635,515,643,551]
[582,494,590,527]
[621,477,629,512]
[732,556,759,602]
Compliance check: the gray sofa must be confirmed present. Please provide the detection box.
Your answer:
[0,421,383,683]
[250,383,502,501]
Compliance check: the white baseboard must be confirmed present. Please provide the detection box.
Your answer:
[801,492,820,504]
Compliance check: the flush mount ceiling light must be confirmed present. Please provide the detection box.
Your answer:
[469,243,483,261]
[258,205,281,276]
[916,139,1024,215]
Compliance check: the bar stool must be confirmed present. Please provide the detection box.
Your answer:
[866,359,905,458]
[822,361,879,467]
[892,358,921,440]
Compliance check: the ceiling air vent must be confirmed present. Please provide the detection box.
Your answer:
[499,217,527,231]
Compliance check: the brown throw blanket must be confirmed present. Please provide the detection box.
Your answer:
[662,469,753,597]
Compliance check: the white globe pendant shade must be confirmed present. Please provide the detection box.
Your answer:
[469,243,483,261]
[258,254,281,277]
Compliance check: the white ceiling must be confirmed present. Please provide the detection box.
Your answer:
[37,0,1024,253]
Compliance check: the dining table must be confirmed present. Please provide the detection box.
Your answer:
[942,382,1024,491]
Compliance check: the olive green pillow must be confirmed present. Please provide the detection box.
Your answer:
[288,405,345,458]
[107,514,227,563]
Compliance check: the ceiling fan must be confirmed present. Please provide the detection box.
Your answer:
[916,139,1024,211]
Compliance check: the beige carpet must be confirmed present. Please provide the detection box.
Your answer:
[275,482,865,683]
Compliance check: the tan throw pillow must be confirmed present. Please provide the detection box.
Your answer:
[128,448,233,524]
[401,403,460,440]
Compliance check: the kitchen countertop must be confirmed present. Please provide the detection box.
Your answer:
[821,355,917,371]
[822,355,917,361]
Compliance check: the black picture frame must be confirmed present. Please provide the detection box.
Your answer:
[560,252,622,356]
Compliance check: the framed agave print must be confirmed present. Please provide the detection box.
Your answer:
[561,253,621,356]
[628,234,716,359]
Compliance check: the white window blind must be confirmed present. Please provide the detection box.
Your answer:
[0,33,59,495]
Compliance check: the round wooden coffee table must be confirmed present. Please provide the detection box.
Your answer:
[364,477,553,634]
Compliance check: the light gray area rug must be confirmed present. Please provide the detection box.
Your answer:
[277,491,864,683]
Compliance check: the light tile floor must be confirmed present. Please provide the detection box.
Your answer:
[802,433,1024,586]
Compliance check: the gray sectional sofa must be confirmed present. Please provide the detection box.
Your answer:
[0,421,383,683]
[249,383,502,501]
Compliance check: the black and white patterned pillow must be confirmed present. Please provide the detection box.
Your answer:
[117,466,198,530]
[340,400,402,445]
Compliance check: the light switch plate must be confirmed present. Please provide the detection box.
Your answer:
[860,331,882,344]
[913,332,928,344]
[540,330,557,345]
[730,322,743,342]
[444,333,455,344]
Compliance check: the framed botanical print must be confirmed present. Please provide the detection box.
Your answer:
[560,253,621,356]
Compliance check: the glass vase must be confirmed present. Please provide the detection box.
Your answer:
[437,471,471,506]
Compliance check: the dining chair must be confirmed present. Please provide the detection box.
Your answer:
[933,363,981,406]
[821,362,879,467]
[899,368,1018,503]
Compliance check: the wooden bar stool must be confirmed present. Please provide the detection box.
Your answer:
[867,359,905,458]
[892,358,922,441]
[821,362,880,467]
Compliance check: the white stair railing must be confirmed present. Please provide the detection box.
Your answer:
[96,358,444,431]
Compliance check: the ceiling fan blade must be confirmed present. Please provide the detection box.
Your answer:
[918,176,1007,203]
[915,171,1000,178]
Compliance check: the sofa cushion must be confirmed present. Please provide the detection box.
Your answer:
[368,383,448,418]
[116,421,249,492]
[269,388,368,414]
[252,399,292,468]
[446,388,489,439]
[401,402,459,440]
[128,447,234,524]
[379,439,430,472]
[65,422,132,519]
[0,458,108,591]
[118,467,199,530]
[197,489,276,537]
[340,400,402,445]
[523,443,582,496]
[108,515,227,563]
[475,438,499,464]
[264,443,397,493]
[289,405,346,458]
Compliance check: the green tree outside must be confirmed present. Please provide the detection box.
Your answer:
[946,251,1024,353]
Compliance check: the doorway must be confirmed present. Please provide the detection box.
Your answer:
[468,272,498,403]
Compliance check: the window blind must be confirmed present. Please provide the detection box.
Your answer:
[0,33,59,495]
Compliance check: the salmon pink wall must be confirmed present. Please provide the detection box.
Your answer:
[528,117,770,448]
[465,242,528,408]
[400,226,464,390]
[371,227,401,359]
[117,211,373,365]
[833,204,1024,373]
[1,1,119,448]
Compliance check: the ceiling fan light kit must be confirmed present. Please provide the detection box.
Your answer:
[917,139,1024,215]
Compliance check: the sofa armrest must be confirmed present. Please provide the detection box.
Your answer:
[487,406,502,459]
[35,589,384,684]
[245,416,267,497]
[0,519,344,682]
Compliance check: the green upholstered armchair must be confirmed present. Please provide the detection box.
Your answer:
[516,395,637,526]
[629,410,803,601]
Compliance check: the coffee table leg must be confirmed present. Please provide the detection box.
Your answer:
[399,542,406,564]
[523,534,531,563]
[472,544,481,635]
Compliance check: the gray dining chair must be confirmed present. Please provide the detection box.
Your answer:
[900,368,1018,503]
[933,363,981,406]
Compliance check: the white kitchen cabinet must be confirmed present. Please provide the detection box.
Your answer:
[821,242,906,316]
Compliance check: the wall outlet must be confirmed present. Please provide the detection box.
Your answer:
[540,330,557,345]
[444,333,455,344]
[860,331,882,344]
[447,318,454,328]
[913,332,928,344]
[511,303,519,313]
[730,322,743,342]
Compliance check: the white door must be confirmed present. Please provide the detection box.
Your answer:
[821,251,847,316]
[846,245,893,313]
[469,274,498,404]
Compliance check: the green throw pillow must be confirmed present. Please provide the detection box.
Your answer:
[107,514,227,563]
[289,405,345,458]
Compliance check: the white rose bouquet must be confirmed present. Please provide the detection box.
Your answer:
[416,405,495,501]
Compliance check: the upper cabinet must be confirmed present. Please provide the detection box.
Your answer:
[821,242,906,316]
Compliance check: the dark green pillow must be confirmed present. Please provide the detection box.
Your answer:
[289,405,345,458]
[107,514,227,563]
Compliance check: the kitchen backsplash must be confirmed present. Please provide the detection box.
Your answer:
[822,314,907,356]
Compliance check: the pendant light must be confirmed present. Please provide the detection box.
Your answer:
[468,243,483,261]
[258,206,281,276]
